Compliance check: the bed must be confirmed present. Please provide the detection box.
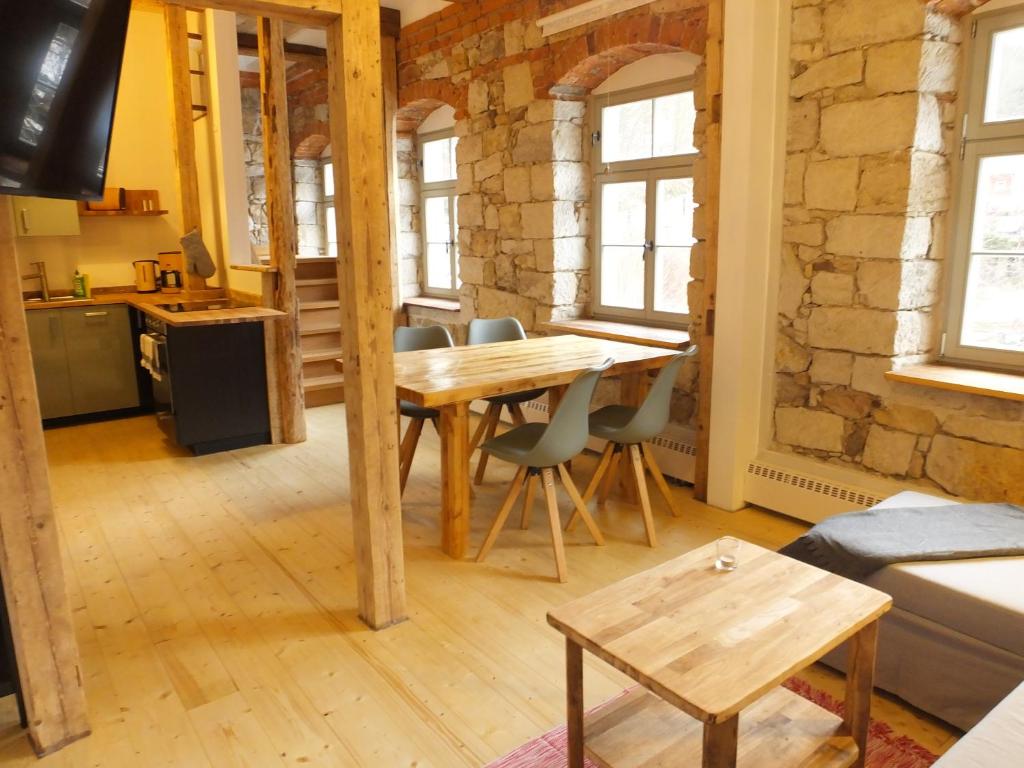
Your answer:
[819,490,1024,730]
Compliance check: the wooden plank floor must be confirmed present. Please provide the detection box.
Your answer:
[0,406,960,766]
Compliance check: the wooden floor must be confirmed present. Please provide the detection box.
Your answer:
[0,406,960,766]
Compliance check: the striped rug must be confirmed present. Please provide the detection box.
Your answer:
[486,677,939,768]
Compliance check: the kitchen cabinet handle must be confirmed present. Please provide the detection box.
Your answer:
[20,209,30,232]
[83,311,108,318]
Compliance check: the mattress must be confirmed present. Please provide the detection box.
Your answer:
[934,682,1024,767]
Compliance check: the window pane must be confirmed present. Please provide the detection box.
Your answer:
[653,92,697,156]
[325,204,338,258]
[961,254,1024,352]
[422,137,456,183]
[602,99,653,163]
[424,196,451,244]
[601,246,645,309]
[971,154,1024,253]
[323,161,334,199]
[601,181,647,245]
[984,25,1024,124]
[426,243,453,291]
[653,177,696,315]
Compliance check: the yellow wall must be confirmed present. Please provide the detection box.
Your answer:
[15,8,227,291]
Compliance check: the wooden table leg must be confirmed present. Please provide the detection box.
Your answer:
[567,638,584,768]
[702,716,738,768]
[844,619,879,768]
[440,402,470,559]
[548,384,568,418]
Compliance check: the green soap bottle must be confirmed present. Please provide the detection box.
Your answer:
[72,270,90,299]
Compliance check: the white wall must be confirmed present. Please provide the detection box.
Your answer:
[592,52,701,94]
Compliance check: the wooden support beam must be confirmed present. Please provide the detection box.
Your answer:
[258,17,307,445]
[164,4,208,294]
[163,0,343,26]
[327,1,407,629]
[381,33,402,321]
[0,200,90,756]
[693,0,723,502]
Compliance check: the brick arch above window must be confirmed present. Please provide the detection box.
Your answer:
[396,82,466,133]
[542,12,706,101]
[293,133,329,160]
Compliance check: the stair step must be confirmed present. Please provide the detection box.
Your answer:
[296,278,336,287]
[304,374,345,393]
[302,348,343,363]
[300,299,341,310]
[299,324,341,336]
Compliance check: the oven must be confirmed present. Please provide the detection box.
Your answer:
[141,315,174,439]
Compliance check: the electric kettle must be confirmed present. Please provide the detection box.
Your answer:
[133,260,159,293]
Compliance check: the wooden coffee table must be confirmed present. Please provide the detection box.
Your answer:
[547,540,892,768]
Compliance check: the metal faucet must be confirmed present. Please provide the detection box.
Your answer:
[21,261,50,302]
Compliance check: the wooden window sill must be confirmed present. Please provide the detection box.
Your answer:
[885,363,1024,402]
[229,263,278,273]
[541,318,691,350]
[404,296,460,312]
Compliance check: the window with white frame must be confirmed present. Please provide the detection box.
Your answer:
[323,160,338,258]
[419,131,460,297]
[946,9,1024,369]
[591,79,698,325]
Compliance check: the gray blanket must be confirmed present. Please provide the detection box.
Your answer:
[779,503,1024,581]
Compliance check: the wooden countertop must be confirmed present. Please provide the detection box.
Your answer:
[23,289,286,327]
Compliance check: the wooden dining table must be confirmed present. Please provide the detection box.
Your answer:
[338,333,685,559]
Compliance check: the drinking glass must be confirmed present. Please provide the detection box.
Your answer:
[715,536,740,572]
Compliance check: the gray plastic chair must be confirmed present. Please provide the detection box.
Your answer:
[476,358,613,583]
[466,318,547,485]
[394,325,455,494]
[567,347,698,547]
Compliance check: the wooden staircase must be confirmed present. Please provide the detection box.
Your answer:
[296,259,344,407]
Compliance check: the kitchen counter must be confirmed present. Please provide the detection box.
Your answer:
[23,289,286,327]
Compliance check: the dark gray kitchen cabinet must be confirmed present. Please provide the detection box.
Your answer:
[25,305,140,421]
[24,310,74,419]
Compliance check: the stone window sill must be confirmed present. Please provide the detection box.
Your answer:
[404,296,460,312]
[541,318,691,350]
[885,363,1024,403]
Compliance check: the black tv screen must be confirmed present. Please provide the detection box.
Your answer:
[0,0,132,201]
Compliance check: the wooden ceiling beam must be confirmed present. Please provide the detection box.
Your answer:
[161,0,343,26]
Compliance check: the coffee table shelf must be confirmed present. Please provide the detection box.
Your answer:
[585,686,858,768]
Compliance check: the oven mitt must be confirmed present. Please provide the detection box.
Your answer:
[180,229,216,279]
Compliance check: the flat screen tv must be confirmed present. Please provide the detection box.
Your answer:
[0,0,132,201]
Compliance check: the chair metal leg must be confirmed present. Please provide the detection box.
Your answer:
[398,417,424,494]
[476,465,529,563]
[643,443,684,518]
[541,467,569,583]
[629,444,657,547]
[558,464,604,546]
[473,405,501,485]
[469,402,498,455]
[520,471,538,530]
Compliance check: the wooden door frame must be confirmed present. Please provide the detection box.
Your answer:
[0,0,404,756]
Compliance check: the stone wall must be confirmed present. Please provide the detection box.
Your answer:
[397,0,708,428]
[240,80,329,256]
[396,132,422,299]
[775,0,1024,502]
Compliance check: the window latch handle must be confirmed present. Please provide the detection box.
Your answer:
[644,240,655,252]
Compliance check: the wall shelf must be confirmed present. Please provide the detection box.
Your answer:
[77,189,167,218]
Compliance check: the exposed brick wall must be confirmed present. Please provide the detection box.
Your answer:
[395,0,709,432]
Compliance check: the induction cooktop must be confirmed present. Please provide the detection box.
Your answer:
[155,300,247,313]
